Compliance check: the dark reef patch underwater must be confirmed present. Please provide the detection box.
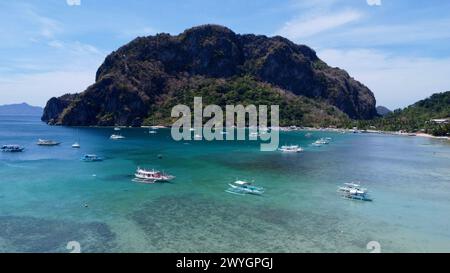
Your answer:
[129,194,383,253]
[0,215,115,253]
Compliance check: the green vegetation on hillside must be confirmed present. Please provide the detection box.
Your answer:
[143,76,350,127]
[354,91,450,136]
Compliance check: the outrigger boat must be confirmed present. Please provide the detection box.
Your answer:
[315,138,330,145]
[278,145,303,153]
[338,182,372,202]
[226,180,265,195]
[110,134,125,140]
[133,167,175,183]
[80,154,103,162]
[37,139,60,146]
[1,145,24,152]
[72,142,81,148]
[72,129,81,148]
[114,127,121,131]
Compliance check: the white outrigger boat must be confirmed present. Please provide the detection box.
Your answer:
[338,182,372,202]
[313,138,331,146]
[80,154,103,162]
[37,139,61,146]
[133,167,175,183]
[110,134,125,140]
[226,180,265,195]
[1,145,24,152]
[72,142,81,148]
[72,129,81,148]
[278,145,303,153]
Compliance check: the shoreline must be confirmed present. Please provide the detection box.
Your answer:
[50,122,450,141]
[301,127,449,140]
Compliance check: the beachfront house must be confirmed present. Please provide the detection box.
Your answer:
[429,118,449,124]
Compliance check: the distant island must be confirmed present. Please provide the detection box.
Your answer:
[42,24,376,127]
[0,103,43,116]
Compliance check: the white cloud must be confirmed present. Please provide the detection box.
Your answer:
[0,4,63,48]
[0,3,109,106]
[0,38,105,106]
[48,40,64,49]
[290,0,339,11]
[66,0,81,6]
[0,69,96,107]
[25,9,63,40]
[1,38,104,106]
[324,19,450,47]
[367,0,382,6]
[276,9,363,40]
[318,49,450,109]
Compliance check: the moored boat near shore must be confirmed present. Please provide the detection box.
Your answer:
[338,182,372,202]
[37,139,60,146]
[133,167,175,183]
[110,134,125,140]
[72,142,80,148]
[81,154,103,162]
[278,145,303,153]
[226,180,265,195]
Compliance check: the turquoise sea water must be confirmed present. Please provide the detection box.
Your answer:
[0,115,449,253]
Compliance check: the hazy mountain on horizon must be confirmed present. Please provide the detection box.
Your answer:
[376,105,392,116]
[0,103,43,116]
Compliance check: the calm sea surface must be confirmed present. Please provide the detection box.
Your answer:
[0,115,449,253]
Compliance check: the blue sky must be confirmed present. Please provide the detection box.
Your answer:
[1,0,450,109]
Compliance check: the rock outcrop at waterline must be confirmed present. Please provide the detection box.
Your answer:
[42,24,377,126]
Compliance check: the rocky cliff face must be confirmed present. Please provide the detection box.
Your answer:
[42,24,377,126]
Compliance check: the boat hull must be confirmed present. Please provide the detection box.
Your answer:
[342,194,373,202]
[227,183,264,195]
[134,174,175,183]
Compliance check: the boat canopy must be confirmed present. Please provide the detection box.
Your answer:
[234,180,250,185]
[137,167,159,175]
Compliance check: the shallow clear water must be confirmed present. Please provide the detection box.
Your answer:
[0,116,449,253]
